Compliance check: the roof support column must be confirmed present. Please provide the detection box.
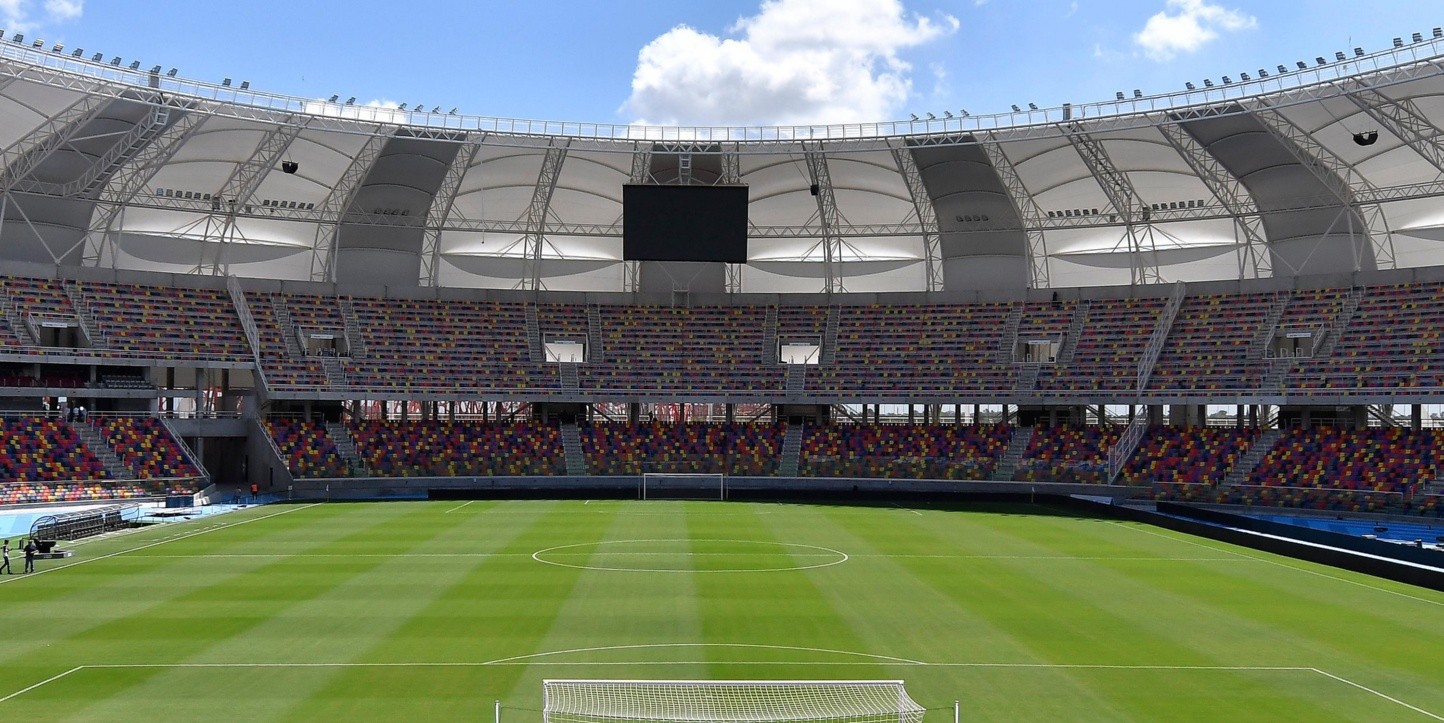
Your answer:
[419,137,479,286]
[803,142,843,295]
[981,137,1051,288]
[1065,126,1162,285]
[519,141,568,293]
[310,130,389,282]
[1157,122,1272,278]
[720,144,744,294]
[889,141,943,293]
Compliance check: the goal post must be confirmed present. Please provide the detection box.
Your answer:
[640,473,727,501]
[542,679,927,723]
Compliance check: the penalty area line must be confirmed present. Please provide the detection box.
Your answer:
[1312,668,1444,721]
[0,666,83,704]
[443,500,475,514]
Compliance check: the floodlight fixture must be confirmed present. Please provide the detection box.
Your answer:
[1222,76,1231,84]
[328,94,338,102]
[1435,28,1442,39]
[50,43,61,52]
[1394,37,1404,48]
[1277,64,1288,73]
[281,160,299,174]
[1315,57,1326,66]
[128,60,139,70]
[944,111,953,118]
[958,109,968,117]
[70,48,81,57]
[1258,68,1268,77]
[909,113,919,120]
[239,81,249,89]
[1296,60,1307,69]
[222,77,231,86]
[398,103,407,110]
[1203,79,1214,87]
[110,57,121,66]
[91,52,101,61]
[149,65,161,73]
[346,97,356,105]
[31,39,41,48]
[1028,102,1038,110]
[167,68,177,77]
[1334,51,1346,61]
[11,33,21,42]
[926,112,936,119]
[1185,82,1195,90]
[1115,91,1125,100]
[1010,104,1021,112]
[1353,131,1379,146]
[1413,32,1423,43]
[1239,72,1250,81]
[1355,47,1365,56]
[431,106,440,113]
[448,107,458,115]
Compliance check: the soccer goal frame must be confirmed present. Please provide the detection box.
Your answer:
[541,679,927,723]
[639,472,727,501]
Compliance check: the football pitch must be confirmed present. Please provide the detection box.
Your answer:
[2,499,1442,722]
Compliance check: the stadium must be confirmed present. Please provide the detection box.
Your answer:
[2,12,1444,722]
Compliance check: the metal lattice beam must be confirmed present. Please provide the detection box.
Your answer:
[1065,126,1162,285]
[419,139,479,286]
[804,144,844,295]
[0,94,109,194]
[1346,87,1444,174]
[309,130,389,282]
[980,138,1051,288]
[888,141,943,293]
[1252,105,1396,269]
[1157,122,1272,278]
[720,144,744,293]
[519,141,568,292]
[197,120,306,275]
[78,109,207,267]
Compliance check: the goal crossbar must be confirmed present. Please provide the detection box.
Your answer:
[542,679,926,723]
[640,473,727,500]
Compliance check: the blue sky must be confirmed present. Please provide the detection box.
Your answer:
[4,0,1439,125]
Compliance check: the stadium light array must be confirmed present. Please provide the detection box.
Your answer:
[1185,82,1195,90]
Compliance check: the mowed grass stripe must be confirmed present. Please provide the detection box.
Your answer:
[684,501,897,683]
[794,503,1145,718]
[6,502,440,721]
[64,501,505,722]
[279,501,616,721]
[495,500,709,708]
[821,504,1353,722]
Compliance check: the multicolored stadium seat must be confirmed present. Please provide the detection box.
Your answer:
[264,418,350,479]
[580,422,783,476]
[799,423,1011,479]
[349,420,564,477]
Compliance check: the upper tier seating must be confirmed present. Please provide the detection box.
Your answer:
[811,304,1015,394]
[1146,293,1273,393]
[71,281,250,361]
[799,423,1012,479]
[582,306,778,395]
[265,418,350,479]
[580,422,784,476]
[349,420,564,477]
[1042,298,1165,391]
[1292,283,1444,392]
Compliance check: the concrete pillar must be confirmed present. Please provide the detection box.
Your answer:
[1148,405,1164,426]
[1413,404,1423,431]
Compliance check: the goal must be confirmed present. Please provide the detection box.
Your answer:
[640,473,727,500]
[542,679,927,723]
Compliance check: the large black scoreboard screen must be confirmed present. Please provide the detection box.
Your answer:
[622,184,749,263]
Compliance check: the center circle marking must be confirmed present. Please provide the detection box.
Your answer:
[531,538,849,573]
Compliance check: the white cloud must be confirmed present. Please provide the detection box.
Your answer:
[1133,0,1256,61]
[622,0,959,126]
[0,0,82,34]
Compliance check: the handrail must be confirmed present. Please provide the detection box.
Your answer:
[1135,280,1186,393]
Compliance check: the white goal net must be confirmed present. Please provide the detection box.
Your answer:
[640,473,727,500]
[542,679,927,723]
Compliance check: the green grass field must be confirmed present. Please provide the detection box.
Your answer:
[2,499,1443,722]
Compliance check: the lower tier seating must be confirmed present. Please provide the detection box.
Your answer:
[580,422,784,476]
[349,420,564,477]
[799,423,1012,479]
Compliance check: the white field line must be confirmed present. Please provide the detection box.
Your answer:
[442,500,475,514]
[0,503,322,586]
[1112,521,1444,608]
[6,660,1438,720]
[0,666,82,703]
[890,503,924,516]
[1311,668,1444,721]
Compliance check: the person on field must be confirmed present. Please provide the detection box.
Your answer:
[23,538,37,573]
[0,539,11,574]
